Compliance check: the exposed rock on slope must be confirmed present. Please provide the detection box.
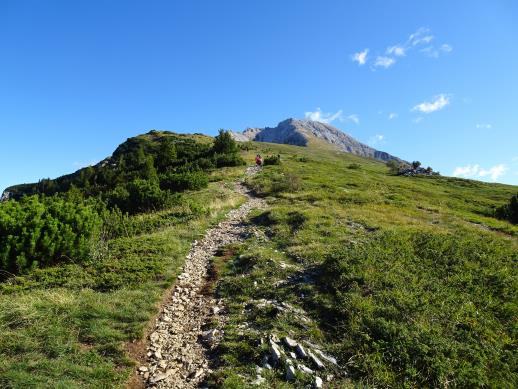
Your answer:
[231,118,402,162]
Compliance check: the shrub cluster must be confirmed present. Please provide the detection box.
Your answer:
[0,130,244,275]
[159,171,209,192]
[263,154,281,166]
[7,130,244,199]
[0,195,103,274]
[495,193,518,224]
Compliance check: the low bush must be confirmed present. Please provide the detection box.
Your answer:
[213,153,245,168]
[495,193,518,224]
[159,171,209,192]
[263,154,281,165]
[348,163,361,169]
[106,179,180,214]
[0,195,103,274]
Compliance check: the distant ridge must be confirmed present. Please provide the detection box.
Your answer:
[231,118,404,163]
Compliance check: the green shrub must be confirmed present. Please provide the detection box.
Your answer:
[0,195,103,274]
[106,184,130,211]
[496,193,518,224]
[263,155,281,165]
[213,153,245,168]
[106,179,179,214]
[126,179,173,213]
[386,160,400,174]
[212,129,238,154]
[348,163,361,169]
[159,171,209,192]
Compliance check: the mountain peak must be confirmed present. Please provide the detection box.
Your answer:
[231,118,403,163]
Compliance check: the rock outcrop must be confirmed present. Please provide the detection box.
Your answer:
[231,118,403,163]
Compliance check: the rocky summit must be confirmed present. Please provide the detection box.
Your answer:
[231,118,403,163]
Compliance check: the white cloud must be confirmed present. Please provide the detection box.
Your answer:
[388,112,398,120]
[476,123,492,129]
[373,56,395,68]
[386,45,406,57]
[354,27,451,69]
[352,49,369,65]
[440,43,453,52]
[421,42,453,58]
[304,107,343,124]
[346,114,360,124]
[368,134,385,146]
[408,27,434,46]
[413,117,423,123]
[412,94,450,114]
[453,164,507,181]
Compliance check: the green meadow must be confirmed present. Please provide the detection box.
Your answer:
[1,138,516,388]
[210,141,518,388]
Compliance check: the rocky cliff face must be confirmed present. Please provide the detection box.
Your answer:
[231,118,403,162]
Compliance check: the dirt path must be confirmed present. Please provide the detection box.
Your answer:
[138,166,265,388]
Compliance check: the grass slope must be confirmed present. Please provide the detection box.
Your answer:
[209,142,518,388]
[1,139,516,388]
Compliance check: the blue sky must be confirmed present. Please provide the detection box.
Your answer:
[1,0,517,192]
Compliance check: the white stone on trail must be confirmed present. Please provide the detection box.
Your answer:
[143,166,266,388]
[286,365,297,381]
[295,344,308,359]
[315,376,323,388]
[314,349,338,366]
[308,350,325,370]
[298,364,314,374]
[283,336,298,348]
[269,339,282,364]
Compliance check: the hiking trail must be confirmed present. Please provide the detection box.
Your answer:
[137,166,265,388]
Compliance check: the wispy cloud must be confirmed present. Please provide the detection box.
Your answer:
[368,134,385,146]
[373,56,395,68]
[476,123,492,129]
[408,27,435,46]
[440,43,453,53]
[388,112,398,120]
[352,49,369,65]
[453,164,507,181]
[386,45,406,57]
[413,117,423,124]
[421,43,453,58]
[305,107,343,124]
[353,27,452,70]
[346,114,360,124]
[412,94,450,114]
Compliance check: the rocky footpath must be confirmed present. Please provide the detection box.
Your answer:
[138,166,265,388]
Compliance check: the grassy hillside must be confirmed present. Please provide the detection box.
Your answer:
[0,136,516,388]
[209,142,518,388]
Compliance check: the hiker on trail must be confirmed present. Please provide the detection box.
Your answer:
[255,154,263,166]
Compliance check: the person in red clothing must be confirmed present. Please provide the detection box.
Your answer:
[255,154,263,166]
